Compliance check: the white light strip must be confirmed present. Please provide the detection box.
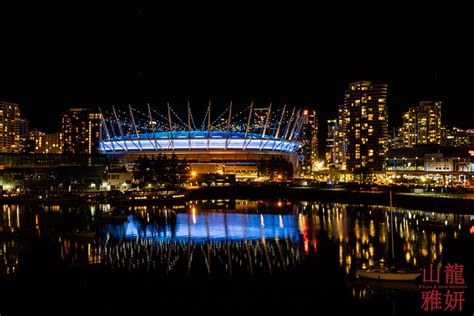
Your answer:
[100,138,301,153]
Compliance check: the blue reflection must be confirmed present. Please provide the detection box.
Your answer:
[104,213,299,243]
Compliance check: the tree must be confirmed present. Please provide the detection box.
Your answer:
[133,154,190,188]
[257,157,294,181]
[354,166,373,184]
[132,155,154,187]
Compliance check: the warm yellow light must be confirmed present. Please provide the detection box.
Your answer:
[191,171,197,177]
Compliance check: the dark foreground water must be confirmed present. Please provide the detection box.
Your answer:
[0,200,473,315]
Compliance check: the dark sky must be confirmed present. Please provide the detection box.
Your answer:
[1,2,473,133]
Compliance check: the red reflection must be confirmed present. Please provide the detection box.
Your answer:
[312,238,318,252]
[470,225,474,235]
[303,232,309,254]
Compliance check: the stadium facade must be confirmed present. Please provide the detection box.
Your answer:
[99,103,304,180]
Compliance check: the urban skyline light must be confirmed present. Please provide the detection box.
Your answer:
[0,4,473,315]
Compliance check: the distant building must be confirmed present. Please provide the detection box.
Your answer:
[402,101,442,146]
[252,107,270,131]
[62,108,101,154]
[442,126,474,147]
[0,153,106,191]
[387,127,405,150]
[338,81,389,171]
[299,109,318,172]
[19,119,29,152]
[385,146,473,187]
[26,130,63,154]
[25,130,44,154]
[0,101,22,153]
[335,104,348,170]
[326,119,338,167]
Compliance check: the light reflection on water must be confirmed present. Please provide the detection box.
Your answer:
[1,200,473,300]
[108,213,299,242]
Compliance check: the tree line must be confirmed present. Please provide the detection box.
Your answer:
[132,154,190,188]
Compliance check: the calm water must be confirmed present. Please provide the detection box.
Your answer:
[0,200,473,315]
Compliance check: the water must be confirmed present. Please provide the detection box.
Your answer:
[0,200,473,315]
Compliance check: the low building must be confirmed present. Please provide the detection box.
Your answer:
[107,170,133,190]
[0,153,107,192]
[385,146,473,187]
[194,173,236,186]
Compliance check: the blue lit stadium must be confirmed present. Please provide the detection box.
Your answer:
[99,103,304,178]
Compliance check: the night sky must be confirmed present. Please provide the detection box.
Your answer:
[1,3,473,134]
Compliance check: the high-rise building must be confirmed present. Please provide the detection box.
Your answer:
[386,127,405,150]
[19,119,29,152]
[326,119,338,167]
[339,81,389,171]
[442,126,474,147]
[299,109,318,172]
[402,101,442,146]
[25,130,44,154]
[27,130,63,154]
[335,104,348,170]
[252,107,271,132]
[62,108,101,154]
[0,101,22,153]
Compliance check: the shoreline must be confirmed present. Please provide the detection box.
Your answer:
[186,185,474,214]
[1,185,473,214]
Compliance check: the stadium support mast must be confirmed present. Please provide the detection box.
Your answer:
[288,110,301,141]
[207,101,211,150]
[98,107,111,140]
[274,104,286,139]
[112,105,124,137]
[187,101,192,149]
[112,105,128,150]
[261,103,272,139]
[283,107,296,140]
[129,104,142,151]
[245,102,254,139]
[167,102,174,150]
[146,103,158,151]
[225,101,232,149]
[147,103,154,133]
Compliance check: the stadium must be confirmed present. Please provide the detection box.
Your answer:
[99,103,304,180]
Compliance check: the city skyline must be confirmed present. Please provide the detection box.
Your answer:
[0,4,473,315]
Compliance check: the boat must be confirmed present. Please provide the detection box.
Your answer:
[354,276,419,291]
[356,190,421,282]
[71,229,96,239]
[356,266,421,281]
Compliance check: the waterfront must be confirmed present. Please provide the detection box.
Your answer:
[0,200,473,315]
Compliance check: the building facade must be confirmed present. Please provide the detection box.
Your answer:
[402,101,442,147]
[385,146,473,188]
[326,119,338,168]
[0,153,107,191]
[299,109,318,173]
[339,81,389,171]
[62,108,101,154]
[0,101,22,153]
[26,131,63,154]
[442,126,474,147]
